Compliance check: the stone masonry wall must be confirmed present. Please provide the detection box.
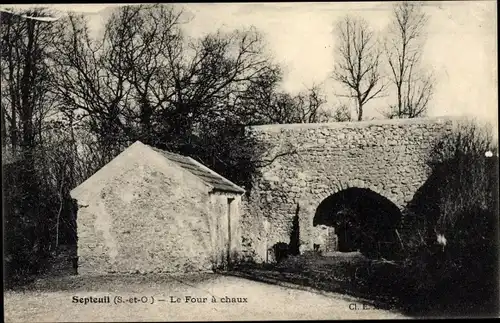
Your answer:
[242,117,457,261]
[74,144,220,274]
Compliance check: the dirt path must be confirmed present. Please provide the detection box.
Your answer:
[4,274,408,321]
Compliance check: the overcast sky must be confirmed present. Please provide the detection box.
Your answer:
[5,2,498,129]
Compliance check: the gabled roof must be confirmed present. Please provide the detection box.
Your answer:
[150,146,245,195]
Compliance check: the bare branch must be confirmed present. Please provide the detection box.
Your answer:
[384,1,432,119]
[331,15,386,121]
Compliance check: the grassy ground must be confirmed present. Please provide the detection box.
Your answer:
[232,252,400,307]
[231,251,498,318]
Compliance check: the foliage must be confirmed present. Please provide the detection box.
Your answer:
[331,103,352,122]
[400,119,499,315]
[272,242,290,263]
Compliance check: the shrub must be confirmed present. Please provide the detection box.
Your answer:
[272,242,290,263]
[400,119,499,315]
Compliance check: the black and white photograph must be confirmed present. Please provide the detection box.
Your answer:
[2,1,498,321]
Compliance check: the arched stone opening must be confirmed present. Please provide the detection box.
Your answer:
[313,187,403,259]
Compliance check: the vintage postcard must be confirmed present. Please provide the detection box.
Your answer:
[2,1,498,321]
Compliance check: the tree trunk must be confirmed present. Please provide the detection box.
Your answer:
[20,19,35,151]
[397,83,402,118]
[357,99,363,121]
[1,104,6,149]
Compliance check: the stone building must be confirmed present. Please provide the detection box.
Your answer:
[242,117,458,261]
[70,141,245,275]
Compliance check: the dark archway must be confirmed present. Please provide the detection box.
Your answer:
[314,187,403,259]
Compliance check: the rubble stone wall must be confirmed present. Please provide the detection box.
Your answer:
[74,144,228,274]
[242,117,457,261]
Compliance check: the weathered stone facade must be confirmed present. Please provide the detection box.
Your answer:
[71,142,244,275]
[242,117,458,262]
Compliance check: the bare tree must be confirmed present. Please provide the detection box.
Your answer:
[237,64,330,124]
[332,16,387,121]
[48,4,288,184]
[1,8,59,156]
[384,1,434,119]
[1,7,79,284]
[241,81,328,125]
[293,84,329,123]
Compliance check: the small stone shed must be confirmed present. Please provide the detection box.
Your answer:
[70,141,245,275]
